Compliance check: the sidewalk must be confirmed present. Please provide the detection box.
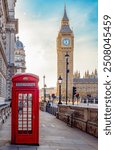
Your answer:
[0,111,98,150]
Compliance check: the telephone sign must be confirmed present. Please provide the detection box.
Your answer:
[16,83,35,87]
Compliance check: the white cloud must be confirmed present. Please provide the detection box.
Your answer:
[15,3,97,88]
[16,11,58,88]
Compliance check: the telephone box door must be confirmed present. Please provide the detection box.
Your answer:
[16,90,38,144]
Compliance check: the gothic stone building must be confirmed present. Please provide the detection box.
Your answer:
[57,6,74,100]
[73,70,98,99]
[0,0,18,101]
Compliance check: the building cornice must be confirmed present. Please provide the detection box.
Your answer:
[6,18,18,33]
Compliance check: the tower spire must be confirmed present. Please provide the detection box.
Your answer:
[64,3,66,12]
[62,4,69,21]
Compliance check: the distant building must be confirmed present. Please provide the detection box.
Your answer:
[73,69,98,99]
[83,69,98,79]
[74,69,98,79]
[14,37,26,74]
[40,87,56,101]
[0,0,18,101]
[74,71,81,79]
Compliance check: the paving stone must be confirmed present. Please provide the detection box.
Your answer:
[19,147,37,150]
[0,146,18,150]
[0,111,98,150]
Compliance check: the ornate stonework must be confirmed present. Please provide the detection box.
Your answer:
[0,0,18,101]
[14,37,26,74]
[73,70,98,99]
[57,6,74,100]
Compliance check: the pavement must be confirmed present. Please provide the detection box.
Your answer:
[0,111,98,150]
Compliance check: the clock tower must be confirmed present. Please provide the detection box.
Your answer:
[57,6,74,100]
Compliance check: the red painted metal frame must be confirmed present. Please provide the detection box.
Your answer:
[11,73,39,145]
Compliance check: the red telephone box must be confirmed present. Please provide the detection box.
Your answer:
[11,73,39,145]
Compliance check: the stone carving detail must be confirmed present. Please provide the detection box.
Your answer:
[0,0,17,100]
[0,1,3,32]
[0,2,3,15]
[0,1,6,48]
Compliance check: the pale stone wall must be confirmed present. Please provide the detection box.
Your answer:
[57,105,98,137]
[0,0,18,101]
[6,0,18,100]
[0,0,7,101]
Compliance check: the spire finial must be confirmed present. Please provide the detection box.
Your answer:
[62,3,69,21]
[64,2,66,11]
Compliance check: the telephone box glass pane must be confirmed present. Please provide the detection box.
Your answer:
[18,93,32,134]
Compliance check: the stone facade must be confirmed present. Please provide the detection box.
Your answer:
[14,37,26,74]
[73,69,98,99]
[0,0,18,101]
[0,51,7,100]
[57,105,98,137]
[57,6,74,99]
[40,87,56,101]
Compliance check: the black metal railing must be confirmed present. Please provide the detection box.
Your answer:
[0,104,11,128]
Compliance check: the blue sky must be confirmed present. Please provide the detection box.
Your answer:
[15,0,98,88]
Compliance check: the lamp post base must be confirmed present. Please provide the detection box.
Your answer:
[58,102,62,105]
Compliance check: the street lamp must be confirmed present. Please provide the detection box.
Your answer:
[58,76,63,104]
[43,75,46,102]
[65,52,69,105]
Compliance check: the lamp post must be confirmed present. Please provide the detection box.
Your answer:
[65,52,69,105]
[58,76,63,104]
[43,75,46,102]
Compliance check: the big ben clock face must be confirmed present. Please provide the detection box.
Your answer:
[62,38,70,46]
